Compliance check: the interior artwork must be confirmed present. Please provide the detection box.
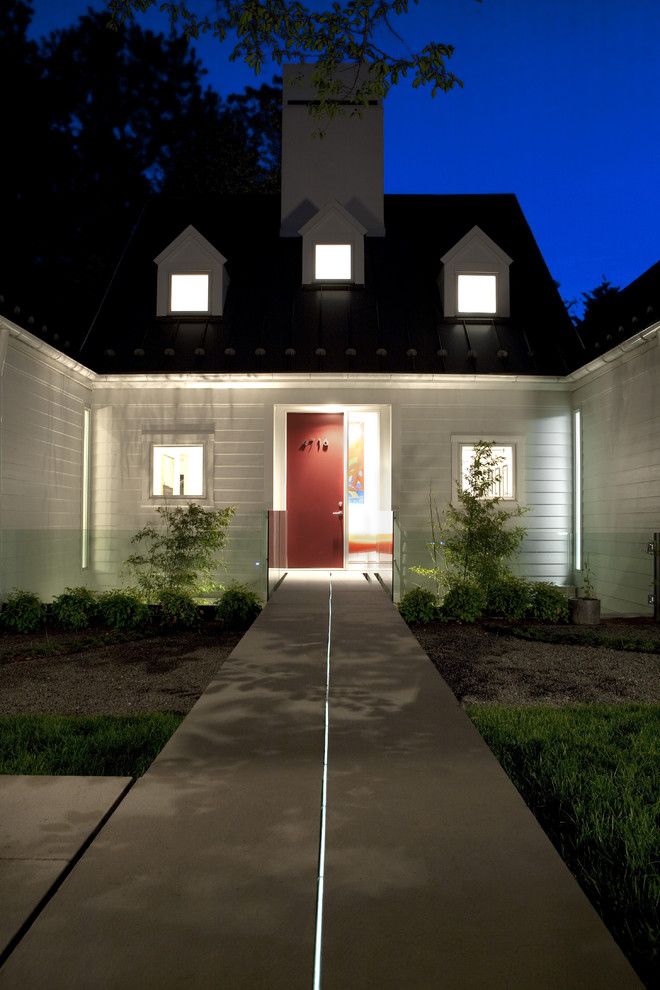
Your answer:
[348,421,365,503]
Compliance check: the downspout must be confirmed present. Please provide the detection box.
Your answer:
[0,325,9,596]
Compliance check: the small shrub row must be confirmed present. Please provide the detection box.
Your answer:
[398,578,570,625]
[1,582,263,634]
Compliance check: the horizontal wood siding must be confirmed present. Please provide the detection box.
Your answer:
[574,337,660,614]
[1,339,91,598]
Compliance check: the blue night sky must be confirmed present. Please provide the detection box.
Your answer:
[29,0,660,313]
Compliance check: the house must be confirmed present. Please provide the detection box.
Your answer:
[1,66,658,614]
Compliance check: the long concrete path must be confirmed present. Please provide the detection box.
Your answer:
[0,572,640,987]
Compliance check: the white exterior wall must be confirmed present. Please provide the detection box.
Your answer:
[0,328,93,598]
[90,378,573,599]
[572,329,660,615]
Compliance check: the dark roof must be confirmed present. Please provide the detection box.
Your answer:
[8,192,583,376]
[575,260,660,357]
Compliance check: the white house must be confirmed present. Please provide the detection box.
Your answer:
[1,66,658,613]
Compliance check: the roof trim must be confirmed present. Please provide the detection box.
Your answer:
[440,225,513,266]
[153,224,227,266]
[297,199,368,237]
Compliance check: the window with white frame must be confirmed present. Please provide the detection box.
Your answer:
[315,244,352,281]
[152,445,204,497]
[457,274,497,314]
[460,443,515,499]
[169,273,210,313]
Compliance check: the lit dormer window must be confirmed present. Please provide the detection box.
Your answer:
[457,274,497,314]
[170,273,210,314]
[441,227,512,318]
[315,244,352,281]
[155,226,228,317]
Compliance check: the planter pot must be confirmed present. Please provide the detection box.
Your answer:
[569,597,601,625]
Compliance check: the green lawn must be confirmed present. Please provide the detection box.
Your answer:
[467,703,659,988]
[0,713,185,777]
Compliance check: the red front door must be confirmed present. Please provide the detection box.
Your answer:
[286,412,344,567]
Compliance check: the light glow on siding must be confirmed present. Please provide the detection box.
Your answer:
[81,408,91,569]
[574,409,582,571]
[315,244,351,280]
[457,274,497,313]
[170,273,209,312]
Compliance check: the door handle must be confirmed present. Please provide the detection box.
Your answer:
[332,511,343,518]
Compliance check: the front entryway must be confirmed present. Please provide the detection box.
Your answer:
[286,412,344,567]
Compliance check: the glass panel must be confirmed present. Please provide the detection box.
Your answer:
[170,273,209,312]
[315,244,351,280]
[152,445,204,497]
[457,274,497,313]
[461,444,514,499]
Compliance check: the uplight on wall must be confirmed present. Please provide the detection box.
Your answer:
[457,274,497,314]
[315,244,352,280]
[170,273,210,313]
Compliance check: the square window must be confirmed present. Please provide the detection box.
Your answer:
[461,444,514,499]
[170,274,209,313]
[152,445,204,497]
[315,244,352,280]
[457,274,497,314]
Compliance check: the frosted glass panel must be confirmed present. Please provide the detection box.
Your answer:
[153,445,204,496]
[315,244,351,280]
[457,274,497,313]
[170,274,209,312]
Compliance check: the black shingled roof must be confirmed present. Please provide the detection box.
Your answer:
[11,193,585,375]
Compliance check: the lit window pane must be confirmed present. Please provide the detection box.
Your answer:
[457,274,497,313]
[315,244,351,280]
[461,444,514,499]
[170,274,209,312]
[153,445,204,496]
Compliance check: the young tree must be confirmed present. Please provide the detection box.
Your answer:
[106,0,469,114]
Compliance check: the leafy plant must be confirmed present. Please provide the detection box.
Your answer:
[125,503,235,601]
[398,586,437,625]
[96,589,149,630]
[529,582,570,623]
[0,590,45,634]
[443,442,528,591]
[50,587,98,631]
[158,589,199,628]
[486,577,532,619]
[441,579,486,622]
[409,486,447,604]
[215,582,263,629]
[579,557,598,599]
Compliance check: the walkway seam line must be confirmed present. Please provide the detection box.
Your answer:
[312,572,333,990]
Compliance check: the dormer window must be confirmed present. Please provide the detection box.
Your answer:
[170,273,210,314]
[299,201,366,286]
[155,226,228,317]
[315,244,352,281]
[457,274,497,314]
[441,227,512,318]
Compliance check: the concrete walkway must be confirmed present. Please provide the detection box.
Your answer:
[0,573,641,988]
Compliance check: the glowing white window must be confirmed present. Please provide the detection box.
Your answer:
[457,274,497,314]
[315,244,352,280]
[170,274,209,313]
[461,444,514,499]
[152,445,204,497]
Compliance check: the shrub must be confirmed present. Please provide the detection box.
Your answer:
[398,586,437,625]
[125,503,235,601]
[96,589,149,630]
[51,587,97,631]
[529,582,570,623]
[216,582,262,629]
[158,590,199,628]
[441,580,486,622]
[1,590,45,634]
[486,577,532,619]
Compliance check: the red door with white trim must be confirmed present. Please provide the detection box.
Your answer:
[286,413,344,567]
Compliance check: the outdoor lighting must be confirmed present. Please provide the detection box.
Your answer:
[170,274,209,312]
[315,244,351,280]
[574,409,582,571]
[457,274,497,313]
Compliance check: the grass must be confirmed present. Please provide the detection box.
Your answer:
[0,714,185,777]
[467,703,659,987]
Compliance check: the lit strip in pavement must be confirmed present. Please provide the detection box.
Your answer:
[312,572,333,990]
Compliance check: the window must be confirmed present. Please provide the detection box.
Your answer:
[460,443,515,499]
[457,274,497,314]
[170,274,210,313]
[315,244,352,280]
[152,445,204,497]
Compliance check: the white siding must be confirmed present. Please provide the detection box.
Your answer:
[0,336,92,598]
[573,335,660,615]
